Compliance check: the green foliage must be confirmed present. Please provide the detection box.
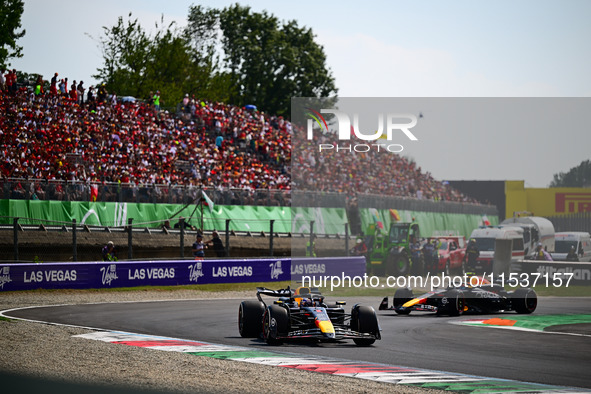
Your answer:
[187,3,337,117]
[94,6,337,116]
[550,160,591,188]
[93,13,221,107]
[0,0,25,69]
[93,14,152,98]
[15,70,44,87]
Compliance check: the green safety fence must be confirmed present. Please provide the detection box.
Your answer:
[360,208,499,239]
[0,200,348,235]
[292,207,349,235]
[207,205,292,233]
[0,200,496,237]
[0,200,292,233]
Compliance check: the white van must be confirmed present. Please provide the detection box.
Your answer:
[553,232,591,262]
[468,226,525,272]
[500,216,555,255]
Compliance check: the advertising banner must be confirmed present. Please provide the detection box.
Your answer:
[290,256,366,283]
[505,181,591,218]
[0,258,291,291]
[0,257,365,291]
[518,260,591,286]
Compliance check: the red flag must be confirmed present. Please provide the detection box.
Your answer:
[90,185,98,202]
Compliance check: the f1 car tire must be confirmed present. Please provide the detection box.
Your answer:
[263,305,289,345]
[445,289,465,316]
[512,288,537,314]
[238,300,265,338]
[352,306,379,346]
[393,288,414,315]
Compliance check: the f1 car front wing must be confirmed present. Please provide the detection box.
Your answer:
[280,327,379,341]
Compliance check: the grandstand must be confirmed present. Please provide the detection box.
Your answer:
[1,73,479,206]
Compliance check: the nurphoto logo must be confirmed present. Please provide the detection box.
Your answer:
[305,107,418,153]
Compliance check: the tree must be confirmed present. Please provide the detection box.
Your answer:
[93,14,152,98]
[93,13,225,106]
[550,160,591,188]
[94,6,337,115]
[186,4,337,117]
[0,0,25,69]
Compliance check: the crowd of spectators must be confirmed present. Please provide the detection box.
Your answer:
[292,127,479,204]
[1,70,479,206]
[0,72,290,200]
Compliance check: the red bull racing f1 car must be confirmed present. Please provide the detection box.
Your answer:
[379,276,537,316]
[239,286,381,346]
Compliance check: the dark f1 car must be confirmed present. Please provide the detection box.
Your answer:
[379,276,537,316]
[239,286,381,346]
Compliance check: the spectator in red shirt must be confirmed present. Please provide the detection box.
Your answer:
[70,80,78,102]
[50,73,59,95]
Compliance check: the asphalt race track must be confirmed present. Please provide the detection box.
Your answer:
[6,296,591,390]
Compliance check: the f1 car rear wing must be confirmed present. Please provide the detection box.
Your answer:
[256,287,292,298]
[256,286,322,298]
[256,286,325,305]
[256,287,292,305]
